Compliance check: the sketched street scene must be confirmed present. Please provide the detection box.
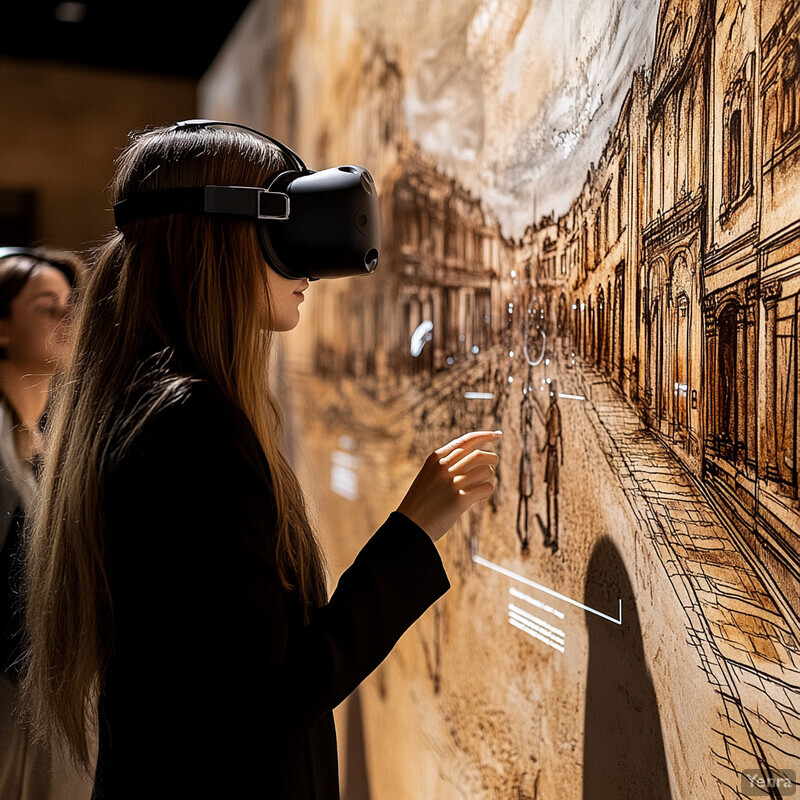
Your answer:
[205,0,800,797]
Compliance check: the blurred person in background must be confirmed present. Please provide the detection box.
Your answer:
[0,246,93,800]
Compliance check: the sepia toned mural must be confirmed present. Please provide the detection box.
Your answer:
[202,0,800,797]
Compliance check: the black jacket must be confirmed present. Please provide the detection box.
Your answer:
[92,380,449,799]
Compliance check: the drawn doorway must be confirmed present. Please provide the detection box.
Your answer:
[675,293,690,442]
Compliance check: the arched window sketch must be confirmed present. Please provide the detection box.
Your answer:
[780,39,799,139]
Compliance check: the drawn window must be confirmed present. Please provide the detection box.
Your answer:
[445,217,457,260]
[781,40,800,140]
[593,212,600,265]
[582,221,589,274]
[728,109,742,201]
[722,54,754,211]
[666,22,680,63]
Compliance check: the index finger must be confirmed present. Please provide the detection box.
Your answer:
[436,430,502,460]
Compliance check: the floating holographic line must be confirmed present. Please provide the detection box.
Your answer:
[509,586,565,620]
[508,603,565,642]
[508,616,566,653]
[464,391,495,400]
[523,329,546,366]
[557,392,586,401]
[471,539,622,625]
[410,320,433,357]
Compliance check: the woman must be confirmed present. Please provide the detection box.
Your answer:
[21,122,500,799]
[0,246,93,799]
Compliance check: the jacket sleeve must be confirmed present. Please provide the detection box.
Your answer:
[103,383,449,745]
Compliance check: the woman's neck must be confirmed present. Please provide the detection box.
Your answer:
[0,362,51,433]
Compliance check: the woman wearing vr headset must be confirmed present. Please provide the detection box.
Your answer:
[0,246,93,800]
[20,121,500,799]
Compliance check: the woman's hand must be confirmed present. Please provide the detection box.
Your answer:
[396,431,502,542]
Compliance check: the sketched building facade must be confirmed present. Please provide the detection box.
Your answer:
[638,0,709,472]
[307,45,407,394]
[565,71,649,400]
[556,0,800,614]
[516,214,563,364]
[703,0,800,612]
[297,0,800,615]
[390,147,505,380]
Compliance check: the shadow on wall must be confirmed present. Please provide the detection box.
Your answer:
[342,686,372,800]
[583,537,672,800]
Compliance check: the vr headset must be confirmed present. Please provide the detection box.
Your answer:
[112,119,381,281]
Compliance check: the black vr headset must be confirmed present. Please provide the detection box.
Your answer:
[112,119,381,281]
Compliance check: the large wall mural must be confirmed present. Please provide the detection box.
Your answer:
[202,1,800,797]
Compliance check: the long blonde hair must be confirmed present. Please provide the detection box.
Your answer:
[21,123,327,770]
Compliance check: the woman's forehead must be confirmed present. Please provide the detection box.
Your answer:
[16,265,72,299]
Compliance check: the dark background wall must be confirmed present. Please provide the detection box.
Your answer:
[0,57,196,252]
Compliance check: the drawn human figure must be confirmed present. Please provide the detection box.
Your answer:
[541,381,563,551]
[489,360,511,513]
[516,367,537,553]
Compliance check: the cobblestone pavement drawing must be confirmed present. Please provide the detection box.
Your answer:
[289,349,800,798]
[562,361,800,798]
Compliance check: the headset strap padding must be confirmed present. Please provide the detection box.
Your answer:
[114,186,289,228]
[114,188,206,227]
[113,186,289,228]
